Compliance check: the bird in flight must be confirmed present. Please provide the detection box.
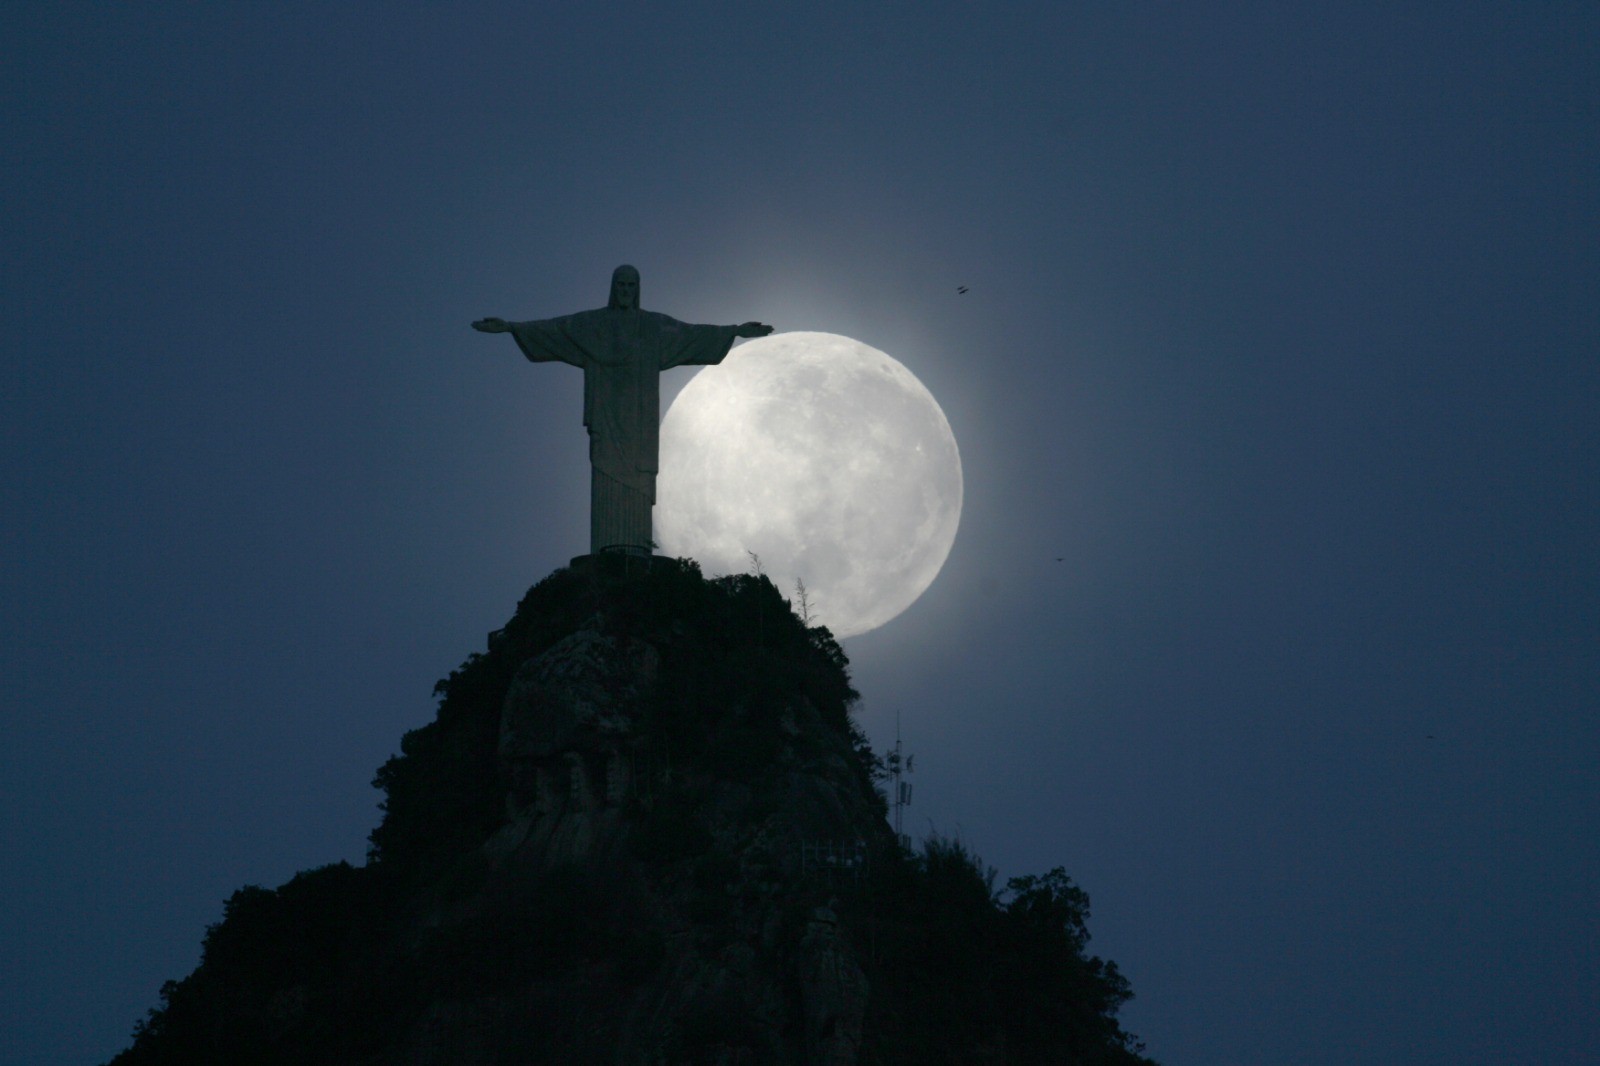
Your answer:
[956,285,969,294]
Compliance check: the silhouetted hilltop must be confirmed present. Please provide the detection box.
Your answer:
[111,558,1154,1064]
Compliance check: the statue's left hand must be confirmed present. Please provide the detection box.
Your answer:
[735,322,774,338]
[472,317,510,334]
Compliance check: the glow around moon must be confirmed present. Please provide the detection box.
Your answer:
[656,332,962,638]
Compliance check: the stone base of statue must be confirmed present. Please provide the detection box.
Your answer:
[567,549,670,579]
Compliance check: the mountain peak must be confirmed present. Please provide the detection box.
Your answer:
[111,560,1152,1065]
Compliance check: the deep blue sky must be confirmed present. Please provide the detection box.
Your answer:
[4,5,1596,1064]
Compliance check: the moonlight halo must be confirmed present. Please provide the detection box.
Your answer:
[656,332,962,638]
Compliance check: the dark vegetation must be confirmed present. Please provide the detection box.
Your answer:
[111,559,1153,1064]
[846,841,1148,1064]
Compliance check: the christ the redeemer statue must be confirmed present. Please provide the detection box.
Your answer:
[473,264,772,557]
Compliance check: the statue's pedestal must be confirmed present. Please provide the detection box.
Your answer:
[567,551,670,579]
[490,551,669,650]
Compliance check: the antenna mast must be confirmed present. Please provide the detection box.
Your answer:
[888,710,915,850]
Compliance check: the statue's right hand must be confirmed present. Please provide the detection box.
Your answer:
[472,317,510,333]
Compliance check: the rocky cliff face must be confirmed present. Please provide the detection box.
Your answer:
[401,560,885,1063]
[110,558,1154,1065]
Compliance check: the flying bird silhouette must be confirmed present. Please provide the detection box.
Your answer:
[957,285,969,294]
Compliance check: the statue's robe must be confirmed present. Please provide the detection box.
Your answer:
[508,308,738,555]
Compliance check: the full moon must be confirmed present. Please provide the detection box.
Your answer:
[657,331,962,638]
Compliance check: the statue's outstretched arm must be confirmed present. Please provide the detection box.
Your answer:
[734,322,774,338]
[472,317,511,333]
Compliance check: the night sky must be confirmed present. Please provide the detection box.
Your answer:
[5,5,1596,1064]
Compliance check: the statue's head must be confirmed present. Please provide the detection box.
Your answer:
[609,265,640,310]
